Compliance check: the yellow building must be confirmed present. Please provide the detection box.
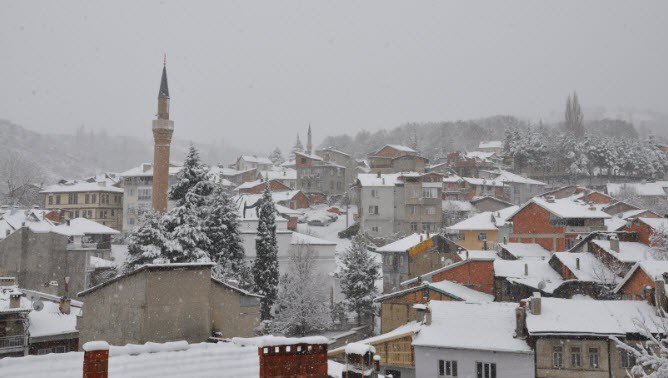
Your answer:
[446,206,518,250]
[41,178,123,231]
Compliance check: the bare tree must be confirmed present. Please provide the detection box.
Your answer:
[612,312,668,377]
[564,92,585,137]
[0,151,43,206]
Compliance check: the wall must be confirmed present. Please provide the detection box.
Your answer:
[209,281,260,338]
[379,287,453,333]
[359,185,395,237]
[617,268,653,300]
[43,190,123,231]
[510,203,565,252]
[414,345,534,378]
[431,260,495,294]
[455,229,499,250]
[624,221,654,245]
[534,337,610,378]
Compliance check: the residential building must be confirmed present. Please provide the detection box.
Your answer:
[479,169,547,205]
[508,195,611,251]
[315,147,359,191]
[403,258,496,296]
[493,259,563,302]
[209,166,257,186]
[0,209,119,296]
[375,233,460,292]
[394,172,444,235]
[119,163,181,231]
[522,295,663,378]
[151,61,174,213]
[446,206,518,250]
[77,263,261,346]
[442,199,476,227]
[41,180,123,231]
[375,280,492,333]
[0,286,30,358]
[256,168,297,189]
[235,178,291,194]
[446,151,495,177]
[478,140,504,154]
[356,173,401,237]
[295,151,346,198]
[614,261,668,301]
[546,252,619,298]
[234,155,274,172]
[470,196,514,212]
[497,243,551,260]
[413,301,534,378]
[368,144,428,174]
[624,217,668,246]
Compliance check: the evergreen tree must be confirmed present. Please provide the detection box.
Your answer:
[169,145,209,205]
[252,182,280,321]
[268,147,285,165]
[339,233,380,325]
[564,92,585,137]
[162,181,213,263]
[205,184,251,288]
[291,134,304,158]
[270,245,332,336]
[125,210,167,271]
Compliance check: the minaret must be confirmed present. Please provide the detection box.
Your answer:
[151,56,174,212]
[306,124,313,154]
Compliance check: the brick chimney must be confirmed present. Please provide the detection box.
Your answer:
[654,280,666,314]
[515,306,527,338]
[530,292,542,315]
[343,343,378,378]
[59,297,71,315]
[9,291,23,309]
[83,341,110,378]
[258,339,328,377]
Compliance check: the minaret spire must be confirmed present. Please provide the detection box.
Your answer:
[306,123,313,155]
[152,57,175,212]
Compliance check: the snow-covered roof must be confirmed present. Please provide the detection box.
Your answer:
[428,280,494,302]
[607,181,668,197]
[492,170,546,186]
[238,155,273,165]
[383,144,416,153]
[464,151,496,161]
[294,151,324,161]
[614,260,668,293]
[0,341,262,378]
[551,252,619,283]
[498,243,551,260]
[526,297,664,336]
[291,232,337,246]
[376,233,430,253]
[235,179,273,191]
[119,163,182,178]
[638,217,668,235]
[591,240,656,264]
[0,210,118,239]
[447,206,518,231]
[41,181,123,194]
[329,322,421,356]
[0,287,80,338]
[478,141,503,149]
[457,250,499,261]
[259,168,297,181]
[605,217,628,232]
[59,218,120,235]
[357,173,402,187]
[442,200,475,212]
[403,257,495,286]
[413,301,532,353]
[511,196,612,220]
[461,177,505,187]
[89,256,115,269]
[493,260,563,293]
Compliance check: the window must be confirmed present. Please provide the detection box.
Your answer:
[48,196,53,205]
[620,349,636,368]
[371,226,379,233]
[476,362,496,378]
[370,189,378,198]
[422,187,437,198]
[56,195,61,204]
[111,209,115,217]
[68,193,78,204]
[410,223,418,232]
[570,346,581,367]
[410,189,420,198]
[91,194,97,204]
[410,206,418,215]
[85,194,90,204]
[477,232,488,241]
[426,206,436,215]
[138,188,152,201]
[438,360,457,377]
[368,205,379,215]
[422,223,431,232]
[589,347,599,368]
[74,210,79,218]
[553,346,563,368]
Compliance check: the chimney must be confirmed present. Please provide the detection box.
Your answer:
[83,341,110,378]
[373,355,381,373]
[524,263,528,276]
[9,291,22,309]
[609,235,620,252]
[515,306,527,338]
[530,293,542,315]
[426,229,430,238]
[644,285,654,305]
[419,234,423,242]
[575,257,580,270]
[59,297,71,315]
[465,250,469,260]
[654,280,666,314]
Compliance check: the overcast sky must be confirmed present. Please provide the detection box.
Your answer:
[1,1,667,153]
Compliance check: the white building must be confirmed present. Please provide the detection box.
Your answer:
[413,301,534,378]
[356,173,401,237]
[234,155,274,172]
[118,163,181,232]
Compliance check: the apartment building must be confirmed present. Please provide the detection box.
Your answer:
[119,163,181,232]
[356,172,443,237]
[295,151,346,198]
[41,178,123,231]
[368,144,428,174]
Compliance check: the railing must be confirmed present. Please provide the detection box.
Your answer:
[0,335,26,350]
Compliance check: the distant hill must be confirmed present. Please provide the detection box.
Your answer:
[0,119,246,184]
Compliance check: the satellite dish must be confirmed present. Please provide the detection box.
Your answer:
[537,280,547,291]
[32,299,44,311]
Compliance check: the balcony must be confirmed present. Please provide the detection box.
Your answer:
[0,335,26,352]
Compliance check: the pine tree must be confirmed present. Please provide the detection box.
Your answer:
[169,145,209,205]
[270,245,332,336]
[291,134,304,158]
[125,210,167,271]
[205,184,251,288]
[162,181,213,263]
[268,147,285,165]
[252,182,280,321]
[564,92,585,137]
[339,233,380,325]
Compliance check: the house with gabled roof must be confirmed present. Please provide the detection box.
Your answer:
[614,260,668,302]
